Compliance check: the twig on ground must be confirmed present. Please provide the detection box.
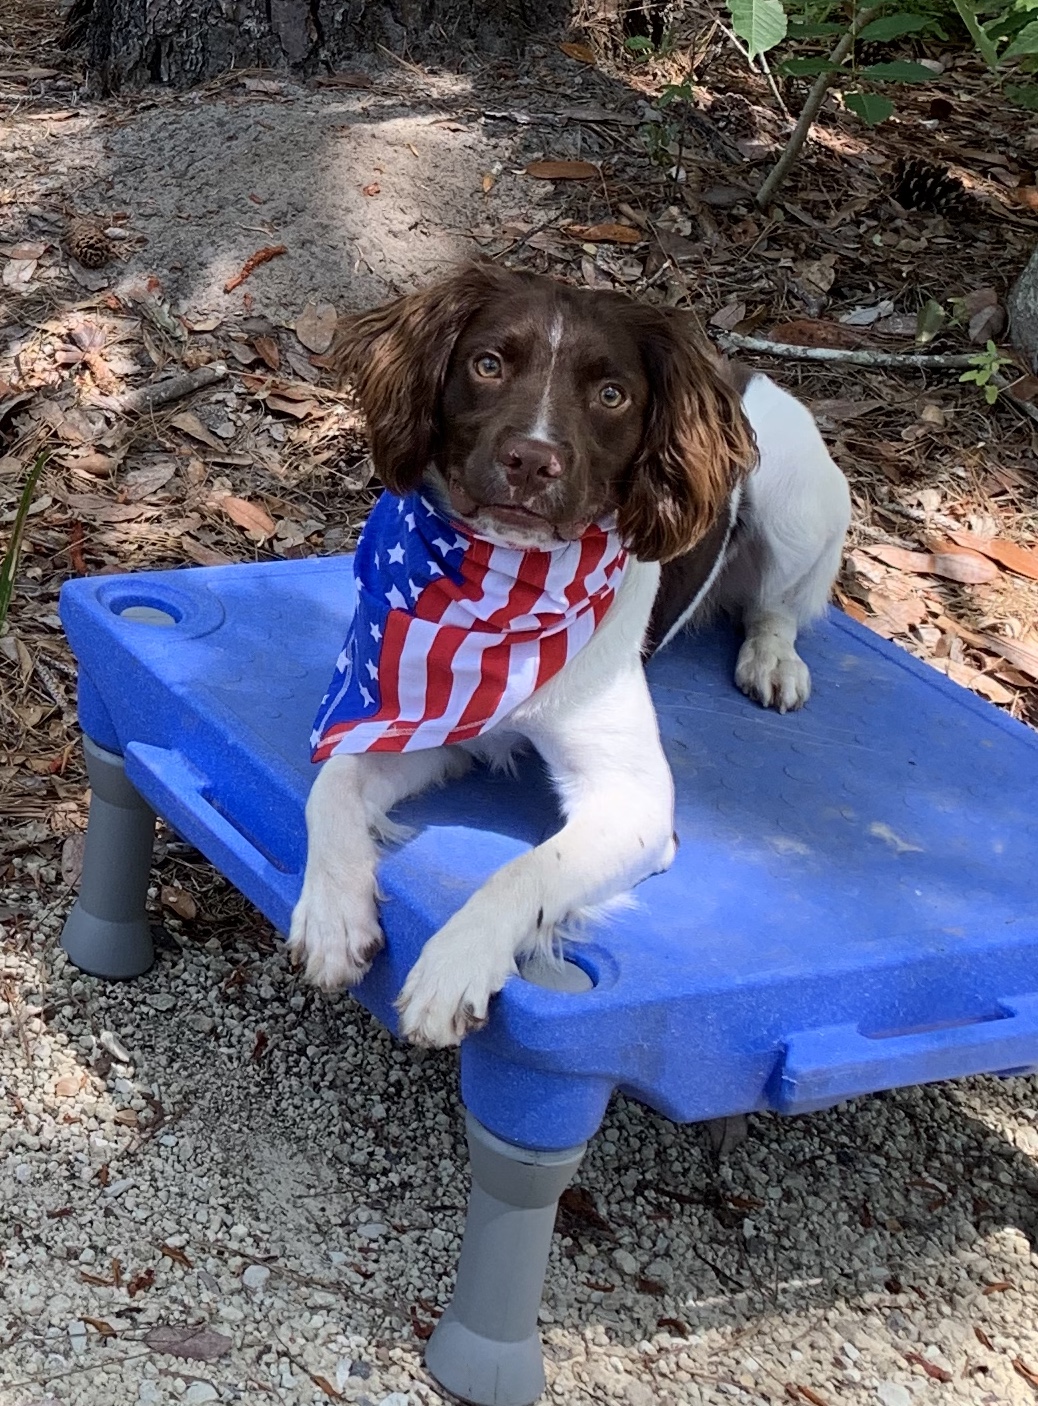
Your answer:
[92,362,228,414]
[716,332,979,369]
[756,5,883,209]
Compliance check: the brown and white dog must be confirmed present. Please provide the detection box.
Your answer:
[288,264,850,1046]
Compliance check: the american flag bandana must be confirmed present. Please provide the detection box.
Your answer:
[311,491,629,760]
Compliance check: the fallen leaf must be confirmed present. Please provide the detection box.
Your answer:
[81,1270,115,1286]
[526,159,599,181]
[160,1243,194,1269]
[482,173,495,193]
[982,1280,1014,1294]
[113,1109,139,1127]
[65,495,148,524]
[61,832,85,886]
[557,1186,612,1233]
[961,286,998,316]
[169,411,224,450]
[793,1387,830,1406]
[969,304,1005,343]
[947,530,1038,582]
[710,301,747,331]
[295,301,337,354]
[560,40,596,63]
[867,591,928,634]
[251,1029,269,1062]
[144,1324,233,1361]
[224,244,287,294]
[82,1316,118,1339]
[769,320,868,349]
[3,257,37,287]
[863,544,936,574]
[657,1317,690,1336]
[127,1267,155,1297]
[410,1305,435,1340]
[253,335,280,370]
[54,1074,82,1098]
[567,222,642,245]
[636,1275,667,1296]
[810,397,885,424]
[975,1326,994,1349]
[362,182,381,197]
[1014,1358,1038,1389]
[266,394,318,419]
[182,538,233,567]
[162,884,198,921]
[312,1375,343,1400]
[5,240,46,259]
[929,547,999,584]
[941,618,1038,682]
[221,495,276,540]
[700,185,749,207]
[123,463,176,501]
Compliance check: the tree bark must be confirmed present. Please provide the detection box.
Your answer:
[73,0,573,93]
[1009,243,1038,373]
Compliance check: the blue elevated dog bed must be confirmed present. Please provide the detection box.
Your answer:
[59,555,1038,1406]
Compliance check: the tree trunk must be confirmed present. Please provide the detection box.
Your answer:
[72,0,572,93]
[1009,244,1038,373]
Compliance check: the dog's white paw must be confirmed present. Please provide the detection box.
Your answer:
[395,921,518,1047]
[287,867,383,991]
[735,636,811,713]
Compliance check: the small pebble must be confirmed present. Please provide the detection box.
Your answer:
[877,1384,912,1406]
[241,1264,271,1291]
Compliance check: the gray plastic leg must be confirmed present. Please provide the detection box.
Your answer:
[425,1112,586,1406]
[60,737,156,979]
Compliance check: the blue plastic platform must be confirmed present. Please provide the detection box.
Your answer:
[60,557,1038,1151]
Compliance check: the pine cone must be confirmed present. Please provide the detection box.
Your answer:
[891,158,971,219]
[66,219,114,269]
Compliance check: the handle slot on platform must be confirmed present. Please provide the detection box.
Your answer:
[123,742,301,931]
[771,993,1038,1115]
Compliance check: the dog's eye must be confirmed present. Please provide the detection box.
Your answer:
[599,384,626,409]
[474,353,503,379]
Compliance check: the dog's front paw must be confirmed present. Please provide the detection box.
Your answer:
[287,868,384,992]
[395,924,518,1047]
[735,636,811,714]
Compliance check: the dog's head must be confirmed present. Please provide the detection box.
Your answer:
[332,264,756,560]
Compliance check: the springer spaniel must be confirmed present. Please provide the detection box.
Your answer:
[288,264,850,1047]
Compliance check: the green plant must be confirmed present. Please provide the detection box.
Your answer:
[727,0,1038,121]
[0,450,48,634]
[959,341,1017,402]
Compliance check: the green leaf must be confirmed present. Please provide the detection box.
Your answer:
[1006,81,1038,105]
[624,35,653,51]
[845,90,895,123]
[858,13,931,40]
[952,0,1001,69]
[786,18,846,34]
[916,299,947,345]
[985,383,999,403]
[778,56,842,74]
[861,59,938,80]
[1002,18,1038,56]
[727,0,788,57]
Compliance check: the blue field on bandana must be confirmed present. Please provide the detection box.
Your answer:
[61,554,1038,1150]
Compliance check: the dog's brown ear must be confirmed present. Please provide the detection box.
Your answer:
[617,308,757,562]
[331,264,513,495]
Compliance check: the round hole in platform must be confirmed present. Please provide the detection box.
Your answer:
[520,954,595,993]
[118,604,179,626]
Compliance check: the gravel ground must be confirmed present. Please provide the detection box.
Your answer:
[2,860,1038,1406]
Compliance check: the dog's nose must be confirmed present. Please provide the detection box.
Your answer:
[498,435,565,492]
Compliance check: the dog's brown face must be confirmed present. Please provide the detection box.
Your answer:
[332,264,756,561]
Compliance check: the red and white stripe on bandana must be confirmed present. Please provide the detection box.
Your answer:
[310,491,629,760]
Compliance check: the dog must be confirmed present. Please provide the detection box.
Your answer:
[287,264,851,1048]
